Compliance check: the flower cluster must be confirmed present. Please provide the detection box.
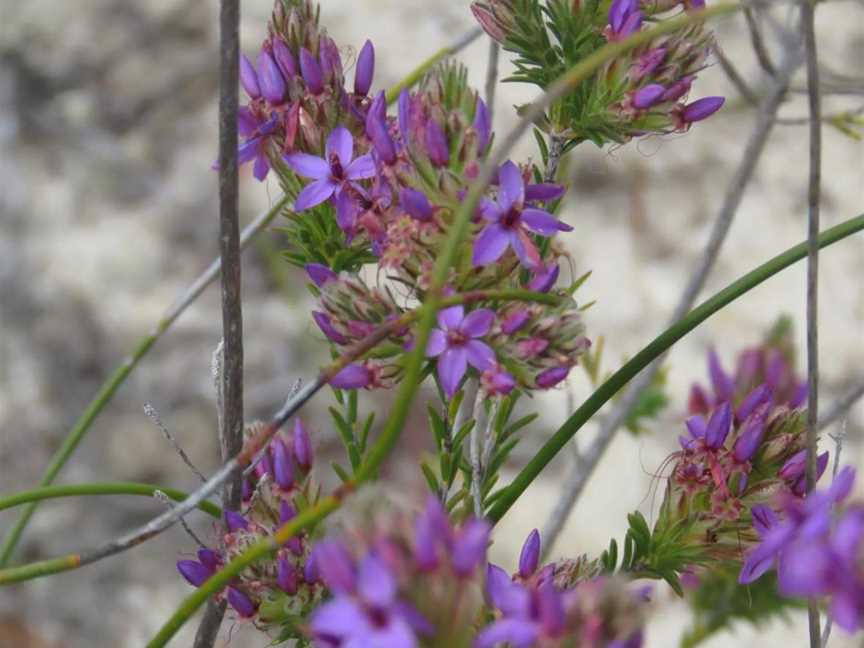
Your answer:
[176,419,321,631]
[652,329,826,572]
[307,497,491,646]
[470,0,724,146]
[479,530,647,647]
[739,467,864,632]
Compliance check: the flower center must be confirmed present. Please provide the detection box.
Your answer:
[446,329,469,347]
[501,205,521,229]
[329,153,345,180]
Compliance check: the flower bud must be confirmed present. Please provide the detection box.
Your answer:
[177,559,211,587]
[519,529,541,578]
[225,510,250,532]
[330,363,372,389]
[704,402,732,449]
[227,587,257,618]
[239,54,260,98]
[354,40,375,95]
[293,418,313,469]
[306,263,337,287]
[272,438,295,490]
[272,38,297,79]
[536,366,570,389]
[257,48,286,104]
[299,47,323,94]
[424,119,450,167]
[681,96,725,123]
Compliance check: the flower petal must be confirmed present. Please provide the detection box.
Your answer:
[283,152,329,179]
[475,619,538,648]
[346,154,377,180]
[438,347,467,398]
[472,224,510,267]
[253,153,270,181]
[461,309,495,337]
[510,229,541,270]
[487,564,531,617]
[311,596,369,641]
[437,305,464,331]
[525,183,565,202]
[295,179,337,211]
[326,126,354,165]
[466,340,496,371]
[426,329,447,357]
[521,208,572,235]
[237,137,261,165]
[498,160,525,209]
[357,554,397,607]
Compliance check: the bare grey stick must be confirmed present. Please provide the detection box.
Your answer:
[539,49,802,558]
[485,40,500,125]
[144,403,208,483]
[818,377,864,432]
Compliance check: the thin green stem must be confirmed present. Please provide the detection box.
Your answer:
[0,483,221,518]
[487,213,864,523]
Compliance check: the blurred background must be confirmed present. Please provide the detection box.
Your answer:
[0,0,862,646]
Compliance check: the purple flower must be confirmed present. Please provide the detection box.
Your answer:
[524,183,565,203]
[257,48,286,104]
[284,126,376,211]
[500,309,530,335]
[225,510,249,532]
[735,384,772,423]
[426,306,497,398]
[606,0,643,41]
[703,402,732,449]
[473,161,572,270]
[272,38,297,79]
[177,559,212,587]
[306,262,337,287]
[536,366,569,389]
[367,92,397,165]
[278,557,299,594]
[294,418,313,469]
[313,311,347,345]
[527,264,559,293]
[330,363,372,389]
[311,552,428,647]
[682,96,725,123]
[424,119,450,167]
[227,587,257,618]
[519,529,541,578]
[732,405,768,462]
[474,97,491,153]
[279,501,303,555]
[354,40,375,96]
[197,548,222,572]
[299,47,324,94]
[452,518,492,577]
[239,54,260,98]
[478,570,566,648]
[632,84,666,109]
[272,437,295,490]
[400,187,433,221]
[739,467,856,587]
[482,365,517,396]
[708,349,735,402]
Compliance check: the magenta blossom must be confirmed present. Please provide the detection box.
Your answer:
[426,306,496,398]
[283,126,376,211]
[310,546,430,647]
[473,161,571,270]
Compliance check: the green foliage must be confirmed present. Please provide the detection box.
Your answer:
[680,569,804,648]
[600,511,708,596]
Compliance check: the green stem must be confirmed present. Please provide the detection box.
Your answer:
[487,213,864,523]
[0,483,221,518]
